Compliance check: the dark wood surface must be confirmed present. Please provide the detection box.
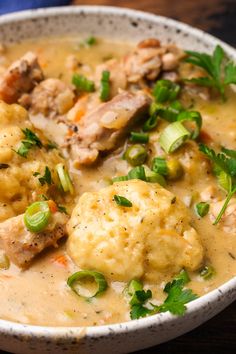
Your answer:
[1,1,236,353]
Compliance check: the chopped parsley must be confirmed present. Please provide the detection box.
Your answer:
[113,195,133,207]
[184,45,236,100]
[199,143,236,224]
[33,166,53,186]
[15,128,42,158]
[72,73,95,92]
[128,270,198,320]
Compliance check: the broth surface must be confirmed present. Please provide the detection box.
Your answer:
[0,36,236,326]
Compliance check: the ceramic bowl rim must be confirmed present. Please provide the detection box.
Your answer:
[0,4,235,340]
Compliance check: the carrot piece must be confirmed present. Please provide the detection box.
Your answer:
[51,254,68,268]
[74,109,86,122]
[47,200,58,213]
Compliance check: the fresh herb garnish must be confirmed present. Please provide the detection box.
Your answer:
[128,280,153,320]
[24,201,51,233]
[113,195,133,207]
[67,270,108,299]
[184,45,236,100]
[72,73,95,92]
[130,132,149,144]
[127,270,198,320]
[157,280,198,315]
[15,128,42,158]
[33,166,53,186]
[199,143,236,224]
[153,79,181,103]
[100,70,110,101]
[124,144,147,167]
[195,202,210,218]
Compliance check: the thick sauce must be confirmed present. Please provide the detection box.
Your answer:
[0,36,236,326]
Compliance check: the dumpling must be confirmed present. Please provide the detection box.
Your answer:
[67,179,204,282]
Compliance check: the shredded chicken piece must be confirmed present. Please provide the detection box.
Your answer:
[0,52,43,104]
[123,39,184,83]
[20,78,75,119]
[210,199,236,233]
[0,212,68,267]
[200,186,218,202]
[65,55,80,71]
[65,91,151,167]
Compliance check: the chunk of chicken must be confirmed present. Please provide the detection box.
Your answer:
[67,93,100,123]
[124,39,163,83]
[210,199,236,233]
[124,39,184,83]
[0,52,43,104]
[0,212,68,267]
[65,91,151,166]
[20,78,75,119]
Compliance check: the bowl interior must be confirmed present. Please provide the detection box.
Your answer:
[0,5,236,354]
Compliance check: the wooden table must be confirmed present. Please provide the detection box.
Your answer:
[1,1,236,353]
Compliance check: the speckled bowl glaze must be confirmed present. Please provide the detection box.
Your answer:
[0,6,236,354]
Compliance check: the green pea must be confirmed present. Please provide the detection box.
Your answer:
[166,159,184,180]
[124,145,147,166]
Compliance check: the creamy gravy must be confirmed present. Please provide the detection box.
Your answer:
[0,36,236,327]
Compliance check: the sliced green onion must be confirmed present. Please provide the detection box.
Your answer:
[100,70,110,101]
[114,195,133,207]
[195,202,210,217]
[128,279,144,305]
[127,166,146,181]
[24,201,51,233]
[112,175,128,183]
[144,166,166,186]
[159,122,190,153]
[152,157,168,176]
[199,265,215,280]
[149,102,164,116]
[72,73,95,92]
[130,132,149,144]
[67,270,108,299]
[56,163,74,194]
[161,100,184,122]
[143,114,159,131]
[153,80,181,103]
[124,144,147,166]
[177,111,202,139]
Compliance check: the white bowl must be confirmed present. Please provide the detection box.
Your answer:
[0,6,236,354]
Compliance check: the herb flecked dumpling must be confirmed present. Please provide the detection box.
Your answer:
[67,180,204,282]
